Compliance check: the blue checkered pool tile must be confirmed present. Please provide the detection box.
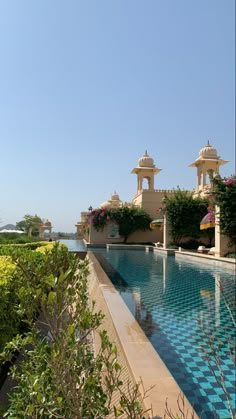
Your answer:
[94,250,236,419]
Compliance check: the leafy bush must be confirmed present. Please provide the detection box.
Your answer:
[212,175,236,245]
[1,244,151,418]
[163,189,209,244]
[0,234,43,245]
[0,243,63,355]
[111,206,152,242]
[0,241,54,252]
[0,256,19,352]
[90,206,152,243]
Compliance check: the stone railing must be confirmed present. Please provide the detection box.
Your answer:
[141,188,181,193]
[132,189,176,199]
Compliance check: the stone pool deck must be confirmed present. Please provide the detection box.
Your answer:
[106,243,236,269]
[174,249,236,272]
[87,251,199,418]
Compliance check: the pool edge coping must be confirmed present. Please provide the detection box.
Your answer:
[87,251,199,418]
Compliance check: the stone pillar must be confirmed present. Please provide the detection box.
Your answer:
[163,214,171,249]
[197,167,201,191]
[138,176,142,193]
[215,205,221,257]
[214,206,233,257]
[149,176,154,191]
[202,168,206,187]
[39,227,44,239]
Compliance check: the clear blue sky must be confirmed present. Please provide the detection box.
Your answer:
[0,0,235,232]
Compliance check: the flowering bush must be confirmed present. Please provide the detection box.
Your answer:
[89,206,152,242]
[89,208,111,231]
[207,210,215,224]
[205,199,215,224]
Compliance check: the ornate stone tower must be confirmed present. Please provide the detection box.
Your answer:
[131,151,167,220]
[189,141,228,197]
[131,151,161,193]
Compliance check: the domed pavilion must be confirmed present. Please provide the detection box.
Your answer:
[100,191,122,209]
[189,141,229,197]
[131,151,172,219]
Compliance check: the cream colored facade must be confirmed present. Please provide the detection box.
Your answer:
[76,151,171,244]
[76,144,231,255]
[88,222,162,245]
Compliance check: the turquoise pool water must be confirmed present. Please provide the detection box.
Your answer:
[93,249,235,419]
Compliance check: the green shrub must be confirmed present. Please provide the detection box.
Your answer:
[163,189,209,244]
[0,256,19,352]
[1,244,150,418]
[0,234,42,245]
[0,241,52,252]
[212,175,236,245]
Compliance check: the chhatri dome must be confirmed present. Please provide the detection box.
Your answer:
[132,151,161,193]
[189,141,229,195]
[199,142,218,159]
[100,191,122,209]
[189,141,228,166]
[138,151,155,168]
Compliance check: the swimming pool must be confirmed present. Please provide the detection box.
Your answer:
[93,249,235,419]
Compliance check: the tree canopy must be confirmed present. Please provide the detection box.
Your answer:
[16,214,43,236]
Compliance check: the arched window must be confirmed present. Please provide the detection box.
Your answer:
[142,177,150,190]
